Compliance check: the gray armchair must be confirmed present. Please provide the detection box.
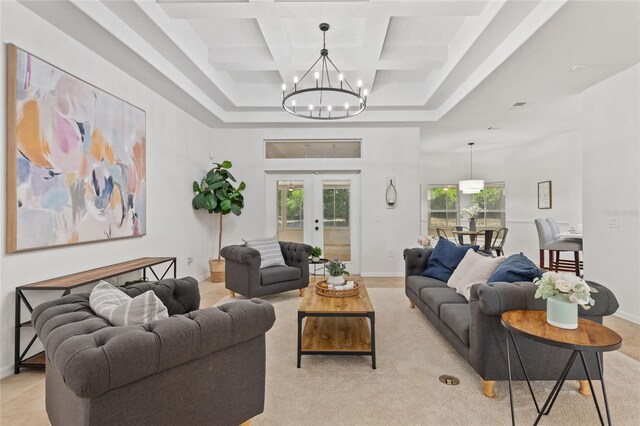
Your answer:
[221,241,313,298]
[32,277,275,426]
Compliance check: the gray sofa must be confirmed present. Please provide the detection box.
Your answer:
[221,241,312,298]
[404,248,619,397]
[32,277,276,426]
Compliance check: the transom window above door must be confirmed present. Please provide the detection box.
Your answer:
[265,139,361,159]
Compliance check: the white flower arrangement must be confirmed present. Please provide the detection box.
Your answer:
[417,235,434,247]
[534,271,598,309]
[461,203,484,219]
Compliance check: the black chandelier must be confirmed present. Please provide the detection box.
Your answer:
[281,23,368,120]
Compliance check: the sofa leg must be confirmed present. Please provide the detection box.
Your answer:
[409,300,415,309]
[240,420,252,426]
[482,380,496,398]
[299,288,305,297]
[229,290,236,298]
[578,380,591,396]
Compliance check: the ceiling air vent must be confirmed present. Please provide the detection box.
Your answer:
[512,102,527,107]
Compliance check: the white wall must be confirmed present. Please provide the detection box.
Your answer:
[582,63,640,324]
[209,127,421,277]
[421,132,583,262]
[0,1,215,378]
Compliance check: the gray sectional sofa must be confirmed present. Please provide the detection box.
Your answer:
[32,277,276,426]
[404,248,620,397]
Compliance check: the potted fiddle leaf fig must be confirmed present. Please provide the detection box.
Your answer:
[192,160,246,282]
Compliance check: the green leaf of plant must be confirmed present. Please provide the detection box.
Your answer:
[192,192,207,210]
[192,181,200,193]
[238,181,246,191]
[225,171,236,182]
[220,199,232,212]
[204,193,218,211]
[220,160,232,169]
[230,203,242,216]
[205,173,224,186]
[215,189,229,200]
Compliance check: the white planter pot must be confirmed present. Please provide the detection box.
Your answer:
[546,293,578,329]
[327,275,345,287]
[312,256,320,262]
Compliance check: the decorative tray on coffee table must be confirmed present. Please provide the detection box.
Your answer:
[315,280,360,298]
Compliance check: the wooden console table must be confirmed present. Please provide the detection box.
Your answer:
[14,257,176,374]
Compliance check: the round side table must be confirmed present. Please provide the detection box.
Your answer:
[501,310,622,426]
[308,258,329,277]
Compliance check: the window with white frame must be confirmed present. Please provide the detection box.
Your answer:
[276,182,304,230]
[471,182,506,229]
[427,185,458,236]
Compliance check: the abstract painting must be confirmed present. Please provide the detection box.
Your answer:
[6,44,146,253]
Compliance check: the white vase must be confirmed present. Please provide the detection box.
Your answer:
[327,275,345,287]
[312,256,320,262]
[546,293,578,329]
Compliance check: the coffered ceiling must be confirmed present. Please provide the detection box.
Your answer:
[18,0,639,132]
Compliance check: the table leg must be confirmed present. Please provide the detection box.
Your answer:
[508,331,540,413]
[596,352,612,425]
[579,351,605,426]
[505,329,516,426]
[369,313,376,370]
[533,350,578,425]
[14,292,21,374]
[297,313,303,368]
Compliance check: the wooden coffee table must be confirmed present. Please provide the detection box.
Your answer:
[297,277,376,369]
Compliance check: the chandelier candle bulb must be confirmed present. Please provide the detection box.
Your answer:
[357,80,362,87]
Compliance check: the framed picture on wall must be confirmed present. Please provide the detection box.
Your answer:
[538,181,552,209]
[6,44,147,253]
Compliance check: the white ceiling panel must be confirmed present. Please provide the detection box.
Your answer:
[188,18,267,47]
[228,70,283,85]
[385,16,468,46]
[375,69,430,85]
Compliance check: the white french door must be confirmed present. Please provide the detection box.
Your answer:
[265,172,361,274]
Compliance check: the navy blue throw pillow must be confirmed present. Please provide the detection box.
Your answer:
[488,252,543,283]
[421,238,479,282]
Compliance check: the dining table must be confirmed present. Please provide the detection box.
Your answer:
[451,230,497,246]
[556,231,583,240]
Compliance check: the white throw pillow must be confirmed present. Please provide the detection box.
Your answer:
[89,281,168,326]
[243,236,286,268]
[447,250,483,290]
[456,256,506,300]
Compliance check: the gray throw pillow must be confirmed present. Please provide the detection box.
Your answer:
[244,236,286,268]
[89,281,168,326]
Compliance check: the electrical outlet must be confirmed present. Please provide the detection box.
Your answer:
[608,217,619,228]
[187,257,194,265]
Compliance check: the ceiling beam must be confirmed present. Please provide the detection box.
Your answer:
[158,1,488,20]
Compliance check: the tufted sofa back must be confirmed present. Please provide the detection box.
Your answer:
[119,277,200,315]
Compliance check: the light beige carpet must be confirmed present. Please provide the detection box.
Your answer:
[220,288,640,426]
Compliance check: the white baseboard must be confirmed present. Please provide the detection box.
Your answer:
[360,272,404,278]
[1,363,15,380]
[613,310,640,325]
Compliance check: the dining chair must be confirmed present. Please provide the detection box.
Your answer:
[546,217,561,239]
[491,228,509,256]
[436,228,450,241]
[451,226,470,245]
[534,219,582,275]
